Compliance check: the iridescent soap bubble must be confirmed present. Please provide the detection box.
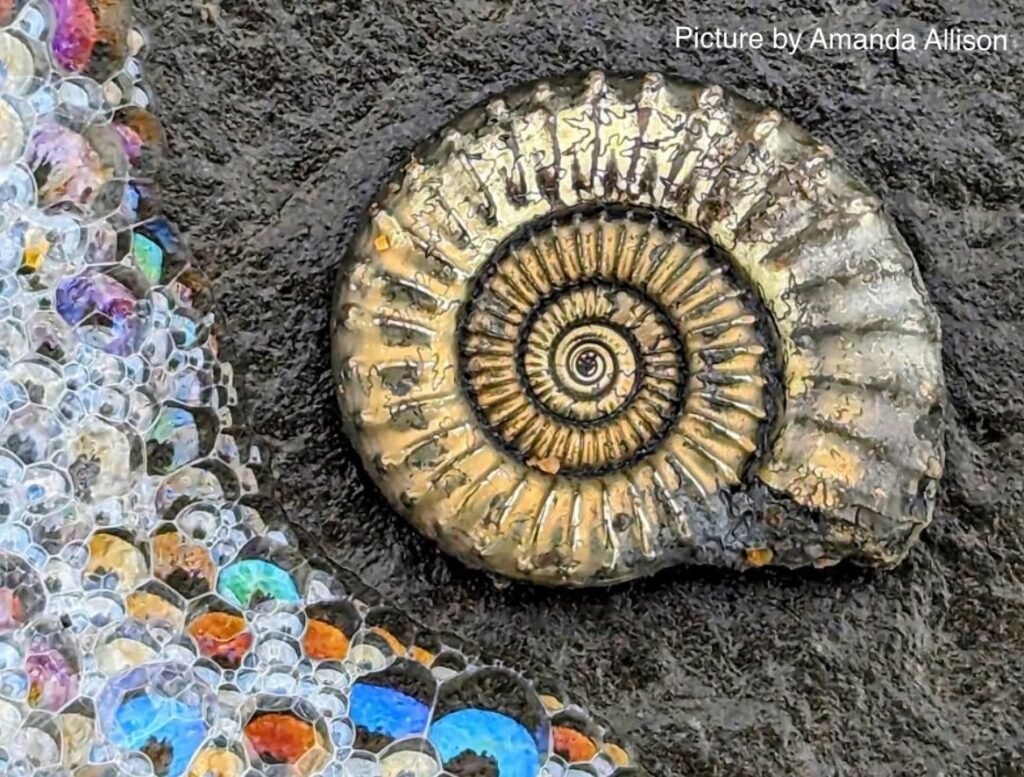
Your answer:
[429,710,540,777]
[0,320,29,367]
[146,405,216,475]
[55,271,146,356]
[0,97,26,165]
[24,310,75,364]
[98,663,214,777]
[0,551,45,631]
[83,219,117,265]
[59,711,95,769]
[0,634,21,670]
[55,73,106,115]
[242,699,330,776]
[66,418,143,501]
[152,531,216,599]
[155,468,224,519]
[39,556,81,599]
[378,742,441,777]
[49,0,97,72]
[113,107,163,175]
[96,635,155,676]
[0,523,32,559]
[187,609,251,670]
[551,722,600,765]
[185,748,245,777]
[7,358,65,405]
[427,669,550,777]
[24,629,80,711]
[130,232,162,284]
[82,0,132,79]
[85,383,130,421]
[216,559,300,610]
[349,682,431,748]
[0,169,29,219]
[84,532,147,592]
[94,621,160,675]
[10,717,63,767]
[140,331,175,377]
[0,31,38,96]
[2,406,64,465]
[124,587,184,631]
[13,210,87,286]
[26,120,111,210]
[171,502,224,546]
[125,386,159,429]
[21,462,73,515]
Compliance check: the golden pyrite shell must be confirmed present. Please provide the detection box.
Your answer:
[331,72,945,586]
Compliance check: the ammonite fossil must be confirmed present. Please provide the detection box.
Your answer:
[332,72,945,586]
[0,4,637,776]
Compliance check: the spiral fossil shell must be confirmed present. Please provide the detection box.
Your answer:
[331,72,946,586]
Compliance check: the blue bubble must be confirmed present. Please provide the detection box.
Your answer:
[429,709,541,777]
[109,693,207,777]
[349,683,431,740]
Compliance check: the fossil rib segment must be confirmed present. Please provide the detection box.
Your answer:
[332,72,946,586]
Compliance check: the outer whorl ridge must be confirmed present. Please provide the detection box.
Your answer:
[332,72,946,587]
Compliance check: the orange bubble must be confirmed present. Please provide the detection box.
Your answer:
[552,726,599,763]
[303,619,349,661]
[188,612,251,667]
[370,626,406,656]
[245,713,317,764]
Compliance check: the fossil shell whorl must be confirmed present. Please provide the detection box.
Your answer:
[332,72,945,586]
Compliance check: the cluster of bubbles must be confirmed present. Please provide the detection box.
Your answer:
[0,1,636,776]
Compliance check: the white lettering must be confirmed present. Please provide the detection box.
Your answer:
[674,25,765,50]
[924,27,1009,52]
[675,24,1011,55]
[806,27,916,51]
[772,27,803,55]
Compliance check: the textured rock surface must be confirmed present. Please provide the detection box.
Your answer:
[145,0,1024,773]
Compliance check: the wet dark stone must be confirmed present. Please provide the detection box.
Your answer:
[164,566,210,599]
[444,751,500,777]
[144,1,1024,774]
[352,726,393,754]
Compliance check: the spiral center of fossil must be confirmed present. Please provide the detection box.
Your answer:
[562,337,615,388]
[559,333,621,397]
[521,285,667,433]
[572,348,600,379]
